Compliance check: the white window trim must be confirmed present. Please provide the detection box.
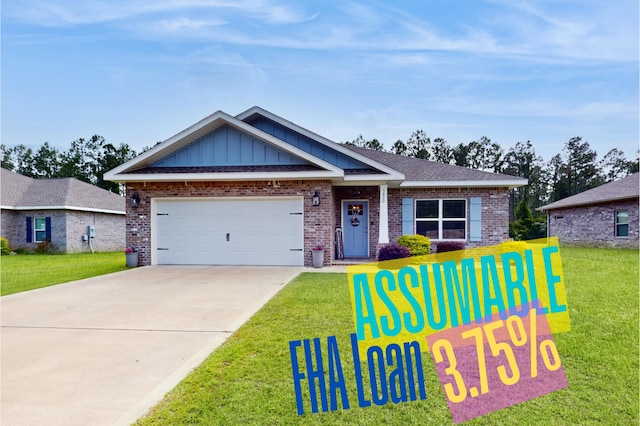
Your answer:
[615,210,629,238]
[34,217,46,243]
[415,199,467,241]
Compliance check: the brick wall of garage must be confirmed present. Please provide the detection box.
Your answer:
[546,199,639,248]
[125,180,334,266]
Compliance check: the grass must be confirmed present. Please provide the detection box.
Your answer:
[136,247,639,425]
[1,252,128,296]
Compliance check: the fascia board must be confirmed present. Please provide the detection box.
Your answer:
[343,172,405,182]
[107,170,343,183]
[537,194,638,211]
[399,179,528,189]
[1,205,125,215]
[236,107,405,178]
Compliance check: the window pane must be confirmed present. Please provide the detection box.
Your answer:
[617,224,629,237]
[35,230,46,242]
[416,221,438,239]
[35,218,46,230]
[443,200,466,218]
[616,211,629,224]
[443,221,465,239]
[416,200,438,218]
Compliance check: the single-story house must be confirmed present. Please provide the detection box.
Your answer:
[1,168,126,253]
[105,106,527,267]
[538,172,639,248]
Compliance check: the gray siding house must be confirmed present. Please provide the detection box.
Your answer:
[538,173,639,248]
[1,168,126,253]
[106,106,526,267]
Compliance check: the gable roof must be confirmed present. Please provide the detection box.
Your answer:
[538,173,639,211]
[105,106,526,188]
[1,168,125,214]
[344,146,527,188]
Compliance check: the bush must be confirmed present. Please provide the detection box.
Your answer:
[436,241,465,253]
[499,240,529,256]
[377,243,411,261]
[35,240,55,254]
[397,234,431,256]
[0,237,10,255]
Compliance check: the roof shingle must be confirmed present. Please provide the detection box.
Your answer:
[1,168,125,213]
[538,173,639,211]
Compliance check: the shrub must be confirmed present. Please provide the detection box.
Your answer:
[499,240,529,256]
[0,237,10,255]
[397,234,431,256]
[377,243,411,261]
[35,240,55,254]
[436,241,465,253]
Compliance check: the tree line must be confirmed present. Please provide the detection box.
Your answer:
[2,131,637,240]
[345,132,638,239]
[1,136,138,194]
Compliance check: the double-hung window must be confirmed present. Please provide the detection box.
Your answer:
[34,217,47,242]
[615,210,629,237]
[415,199,466,240]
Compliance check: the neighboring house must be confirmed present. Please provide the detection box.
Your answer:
[538,173,639,248]
[1,168,126,253]
[105,106,526,267]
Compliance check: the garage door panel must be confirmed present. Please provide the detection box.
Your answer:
[155,198,303,266]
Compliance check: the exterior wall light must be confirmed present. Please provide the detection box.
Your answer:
[130,192,140,208]
[312,190,320,206]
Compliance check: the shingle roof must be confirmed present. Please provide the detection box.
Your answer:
[343,145,527,185]
[1,168,125,214]
[538,172,639,211]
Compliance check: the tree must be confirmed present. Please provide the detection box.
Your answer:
[466,136,504,173]
[32,142,62,178]
[343,135,385,151]
[549,137,603,201]
[1,144,14,170]
[452,143,470,167]
[11,145,36,177]
[503,140,548,218]
[599,148,636,182]
[430,137,454,164]
[97,143,137,193]
[390,139,407,156]
[405,130,430,159]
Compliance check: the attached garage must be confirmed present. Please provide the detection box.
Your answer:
[152,197,304,266]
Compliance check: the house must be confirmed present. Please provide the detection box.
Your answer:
[538,173,639,248]
[1,168,126,253]
[105,107,526,267]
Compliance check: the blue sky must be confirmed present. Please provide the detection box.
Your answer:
[2,0,638,162]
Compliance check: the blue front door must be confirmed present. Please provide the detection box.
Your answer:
[342,201,368,257]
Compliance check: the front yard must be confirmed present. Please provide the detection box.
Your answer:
[135,247,639,425]
[1,252,127,296]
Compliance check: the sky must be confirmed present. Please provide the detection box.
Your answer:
[2,0,638,162]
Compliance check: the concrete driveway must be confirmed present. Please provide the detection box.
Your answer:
[1,265,303,426]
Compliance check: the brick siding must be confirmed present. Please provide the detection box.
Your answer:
[1,210,124,253]
[547,199,639,248]
[126,180,334,266]
[126,181,511,266]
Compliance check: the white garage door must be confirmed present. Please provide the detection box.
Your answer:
[154,197,304,266]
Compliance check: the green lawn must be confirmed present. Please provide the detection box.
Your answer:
[1,252,127,296]
[135,247,639,425]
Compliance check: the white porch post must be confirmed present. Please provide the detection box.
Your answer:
[378,184,389,244]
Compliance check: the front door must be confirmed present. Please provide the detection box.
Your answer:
[342,201,368,257]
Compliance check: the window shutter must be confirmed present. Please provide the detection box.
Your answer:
[26,216,33,243]
[45,217,52,241]
[402,198,414,235]
[469,197,482,242]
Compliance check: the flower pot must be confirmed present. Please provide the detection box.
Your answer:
[126,251,138,268]
[312,250,325,268]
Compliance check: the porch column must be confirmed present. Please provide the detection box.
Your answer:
[378,184,389,244]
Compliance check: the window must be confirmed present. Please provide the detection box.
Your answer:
[415,199,466,240]
[615,210,629,237]
[34,217,47,242]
